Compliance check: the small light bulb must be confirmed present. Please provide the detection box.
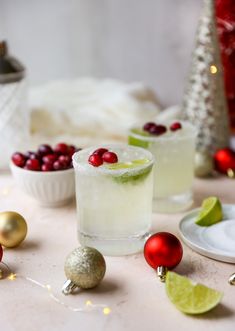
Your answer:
[210,65,217,74]
[103,307,111,315]
[86,300,92,306]
[8,273,16,281]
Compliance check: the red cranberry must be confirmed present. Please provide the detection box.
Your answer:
[67,145,76,157]
[54,143,68,155]
[53,160,66,171]
[93,148,108,156]
[170,122,182,131]
[143,122,156,132]
[88,154,103,167]
[102,151,118,163]
[41,163,54,172]
[149,124,167,136]
[11,152,26,167]
[42,154,58,165]
[38,144,53,156]
[58,155,71,167]
[25,159,41,171]
[28,152,41,161]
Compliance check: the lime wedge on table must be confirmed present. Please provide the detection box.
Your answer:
[106,159,152,184]
[195,197,223,226]
[128,128,150,149]
[166,272,223,315]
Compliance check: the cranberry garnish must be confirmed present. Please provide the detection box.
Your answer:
[93,148,108,156]
[25,159,41,171]
[41,163,54,172]
[143,122,156,132]
[170,122,182,131]
[42,154,58,165]
[149,124,167,136]
[53,160,65,171]
[102,151,118,163]
[54,143,68,155]
[38,144,53,157]
[11,152,26,167]
[88,154,103,167]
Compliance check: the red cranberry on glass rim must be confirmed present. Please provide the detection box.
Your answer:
[143,122,156,132]
[102,151,118,163]
[88,154,103,167]
[11,152,26,167]
[93,148,108,156]
[170,122,182,131]
[149,124,167,136]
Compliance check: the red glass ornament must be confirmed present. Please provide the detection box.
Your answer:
[214,148,235,173]
[144,232,183,270]
[0,244,3,262]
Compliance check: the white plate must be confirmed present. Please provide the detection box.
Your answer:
[179,204,235,263]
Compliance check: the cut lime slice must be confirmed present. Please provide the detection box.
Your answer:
[106,159,152,184]
[128,128,150,149]
[195,196,222,226]
[166,272,223,315]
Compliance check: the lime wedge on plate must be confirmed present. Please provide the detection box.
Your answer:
[128,128,150,149]
[166,272,223,315]
[195,197,223,226]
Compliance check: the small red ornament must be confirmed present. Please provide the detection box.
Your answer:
[214,148,235,174]
[0,244,3,262]
[144,232,183,281]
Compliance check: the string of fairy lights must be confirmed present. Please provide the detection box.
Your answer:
[0,261,111,315]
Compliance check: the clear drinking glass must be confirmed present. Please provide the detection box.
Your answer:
[128,121,196,213]
[72,144,154,256]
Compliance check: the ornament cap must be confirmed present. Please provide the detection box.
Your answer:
[157,266,168,282]
[62,279,78,295]
[228,273,235,286]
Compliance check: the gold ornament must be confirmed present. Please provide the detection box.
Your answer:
[0,211,27,248]
[62,246,106,295]
[181,0,230,154]
[194,151,214,177]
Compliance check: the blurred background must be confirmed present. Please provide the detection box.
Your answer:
[0,0,202,107]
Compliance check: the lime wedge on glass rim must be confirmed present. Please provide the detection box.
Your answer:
[128,128,150,149]
[166,272,223,315]
[195,196,223,226]
[106,158,152,184]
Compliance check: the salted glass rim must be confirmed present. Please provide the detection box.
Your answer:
[129,120,197,142]
[72,144,154,176]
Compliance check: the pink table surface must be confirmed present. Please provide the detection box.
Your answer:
[0,171,235,331]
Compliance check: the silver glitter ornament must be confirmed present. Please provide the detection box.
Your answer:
[194,151,214,177]
[181,0,230,154]
[62,246,106,295]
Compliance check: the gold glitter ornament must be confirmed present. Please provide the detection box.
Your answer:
[194,151,214,177]
[181,0,230,154]
[62,246,106,295]
[0,211,27,248]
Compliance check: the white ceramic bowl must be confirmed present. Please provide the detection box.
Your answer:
[10,162,75,207]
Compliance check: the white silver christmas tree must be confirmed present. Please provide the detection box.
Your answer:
[182,0,230,153]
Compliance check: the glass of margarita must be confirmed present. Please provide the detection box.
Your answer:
[128,120,196,213]
[72,144,154,256]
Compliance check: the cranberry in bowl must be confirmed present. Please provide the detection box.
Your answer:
[10,143,81,207]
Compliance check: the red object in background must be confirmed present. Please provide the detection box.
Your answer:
[214,147,235,173]
[0,244,3,262]
[144,232,183,270]
[216,0,235,131]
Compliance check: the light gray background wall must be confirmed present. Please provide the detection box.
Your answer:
[0,0,202,106]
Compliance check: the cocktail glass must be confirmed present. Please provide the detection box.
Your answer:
[72,144,154,256]
[128,121,196,213]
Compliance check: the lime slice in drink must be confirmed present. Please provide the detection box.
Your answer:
[106,158,152,184]
[128,128,150,149]
[166,272,223,315]
[195,196,223,226]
